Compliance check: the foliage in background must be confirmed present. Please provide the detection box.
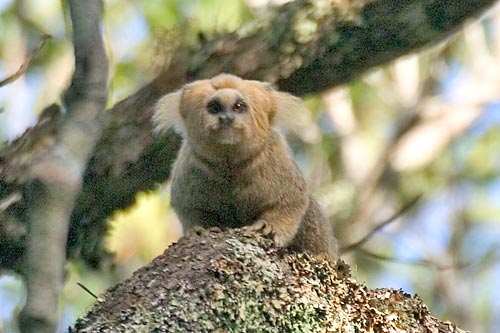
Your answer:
[0,0,499,332]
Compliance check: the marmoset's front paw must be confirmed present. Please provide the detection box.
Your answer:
[242,219,273,238]
[243,220,293,248]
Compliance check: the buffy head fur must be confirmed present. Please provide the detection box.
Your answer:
[153,74,306,161]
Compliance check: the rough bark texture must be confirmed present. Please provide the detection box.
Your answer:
[70,229,467,333]
[1,0,498,272]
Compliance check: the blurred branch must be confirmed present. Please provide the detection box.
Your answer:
[357,247,467,270]
[0,34,51,88]
[341,194,422,253]
[357,246,484,271]
[18,1,108,333]
[0,0,498,270]
[357,247,436,266]
[0,192,22,211]
[347,48,500,234]
[342,109,421,244]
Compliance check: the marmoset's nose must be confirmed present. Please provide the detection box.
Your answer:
[218,112,235,126]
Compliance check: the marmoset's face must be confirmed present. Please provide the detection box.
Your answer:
[180,74,275,147]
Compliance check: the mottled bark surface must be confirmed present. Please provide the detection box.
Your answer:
[70,229,467,333]
[1,0,498,271]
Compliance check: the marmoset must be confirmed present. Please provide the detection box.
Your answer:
[153,74,338,260]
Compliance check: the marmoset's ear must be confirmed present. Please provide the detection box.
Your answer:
[152,90,184,135]
[273,91,307,115]
[271,90,314,135]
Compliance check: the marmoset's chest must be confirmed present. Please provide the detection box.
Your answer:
[171,160,269,227]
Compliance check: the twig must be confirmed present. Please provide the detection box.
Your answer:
[0,34,51,88]
[357,247,430,266]
[356,247,474,271]
[342,195,422,253]
[77,282,98,299]
[0,192,22,211]
[345,112,421,233]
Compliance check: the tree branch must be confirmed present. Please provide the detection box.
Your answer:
[69,229,467,333]
[341,194,422,253]
[0,0,498,271]
[18,1,108,333]
[0,34,51,88]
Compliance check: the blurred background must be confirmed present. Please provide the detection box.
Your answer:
[1,0,500,332]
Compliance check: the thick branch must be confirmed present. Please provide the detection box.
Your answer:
[69,229,467,333]
[0,0,497,270]
[278,0,498,94]
[18,1,108,333]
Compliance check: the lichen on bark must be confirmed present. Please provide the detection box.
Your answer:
[70,228,467,333]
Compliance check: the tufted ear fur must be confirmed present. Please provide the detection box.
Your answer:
[273,91,306,114]
[152,90,184,136]
[272,90,313,134]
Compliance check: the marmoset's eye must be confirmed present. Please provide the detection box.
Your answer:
[206,99,223,114]
[233,100,247,113]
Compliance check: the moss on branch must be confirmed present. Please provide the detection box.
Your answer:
[70,229,466,333]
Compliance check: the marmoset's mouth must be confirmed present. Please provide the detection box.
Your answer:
[210,127,242,145]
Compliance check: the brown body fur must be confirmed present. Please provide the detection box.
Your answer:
[154,74,338,259]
